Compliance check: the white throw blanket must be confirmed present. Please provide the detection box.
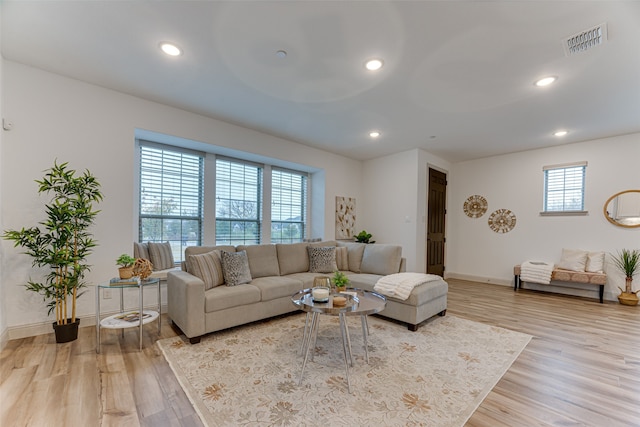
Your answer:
[374,272,443,301]
[520,261,554,285]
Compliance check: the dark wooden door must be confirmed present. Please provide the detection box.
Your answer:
[427,168,447,276]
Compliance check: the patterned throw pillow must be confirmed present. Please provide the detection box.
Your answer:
[187,250,224,290]
[308,246,338,273]
[221,250,252,286]
[147,241,175,270]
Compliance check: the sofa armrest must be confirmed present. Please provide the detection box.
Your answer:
[167,270,206,339]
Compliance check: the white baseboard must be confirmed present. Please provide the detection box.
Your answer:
[444,272,512,287]
[6,304,168,341]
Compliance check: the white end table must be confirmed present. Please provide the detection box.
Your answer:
[95,278,161,353]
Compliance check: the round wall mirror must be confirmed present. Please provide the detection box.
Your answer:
[604,189,640,228]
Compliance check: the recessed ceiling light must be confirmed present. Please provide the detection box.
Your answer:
[159,42,182,57]
[553,130,568,137]
[369,131,381,138]
[275,50,287,59]
[365,59,384,71]
[535,76,557,87]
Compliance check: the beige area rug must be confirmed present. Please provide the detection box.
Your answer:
[158,314,531,427]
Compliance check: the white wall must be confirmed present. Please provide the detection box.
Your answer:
[446,133,640,301]
[0,13,7,348]
[361,148,451,272]
[0,61,362,337]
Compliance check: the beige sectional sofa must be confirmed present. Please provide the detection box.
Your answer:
[167,240,448,343]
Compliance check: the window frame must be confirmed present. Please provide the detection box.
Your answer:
[138,141,204,263]
[541,161,588,216]
[270,167,308,244]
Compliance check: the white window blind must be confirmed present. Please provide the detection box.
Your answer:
[215,158,262,245]
[139,142,204,262]
[543,162,587,212]
[271,168,307,243]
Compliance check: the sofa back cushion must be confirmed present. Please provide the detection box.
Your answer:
[337,242,366,273]
[360,244,402,275]
[237,244,280,278]
[308,246,338,273]
[184,246,235,273]
[336,246,349,271]
[188,250,224,290]
[276,242,310,275]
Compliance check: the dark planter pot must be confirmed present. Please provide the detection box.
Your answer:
[52,318,80,343]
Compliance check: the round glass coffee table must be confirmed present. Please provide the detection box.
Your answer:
[291,288,386,392]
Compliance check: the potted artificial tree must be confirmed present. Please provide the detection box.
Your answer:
[612,249,640,306]
[3,161,103,343]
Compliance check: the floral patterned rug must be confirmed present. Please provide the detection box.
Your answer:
[157,314,531,427]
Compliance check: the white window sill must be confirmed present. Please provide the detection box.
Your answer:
[539,211,589,216]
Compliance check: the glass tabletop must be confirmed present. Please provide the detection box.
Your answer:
[97,277,160,289]
[291,287,386,316]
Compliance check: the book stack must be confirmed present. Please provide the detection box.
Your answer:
[109,277,140,286]
[116,311,151,323]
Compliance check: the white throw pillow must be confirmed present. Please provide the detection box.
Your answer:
[557,248,588,272]
[586,251,605,273]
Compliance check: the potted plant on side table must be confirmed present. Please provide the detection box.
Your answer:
[355,230,375,244]
[612,248,640,306]
[2,161,103,343]
[116,254,136,279]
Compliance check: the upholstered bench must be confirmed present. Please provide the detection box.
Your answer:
[514,264,607,303]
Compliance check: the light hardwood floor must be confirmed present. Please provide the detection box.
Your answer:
[1,279,639,426]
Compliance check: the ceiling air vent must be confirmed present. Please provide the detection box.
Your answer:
[563,23,607,56]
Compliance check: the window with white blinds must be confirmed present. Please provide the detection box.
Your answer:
[271,169,307,243]
[543,162,587,213]
[215,158,262,245]
[139,143,204,262]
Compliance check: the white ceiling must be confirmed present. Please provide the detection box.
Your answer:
[2,1,639,162]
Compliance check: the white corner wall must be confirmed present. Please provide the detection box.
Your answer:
[447,133,640,301]
[361,148,451,272]
[0,61,362,337]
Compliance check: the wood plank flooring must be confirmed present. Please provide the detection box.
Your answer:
[1,279,639,426]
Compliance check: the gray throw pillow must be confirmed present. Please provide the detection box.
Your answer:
[221,250,252,286]
[308,246,338,273]
[187,250,224,290]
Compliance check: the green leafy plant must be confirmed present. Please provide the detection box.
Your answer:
[116,254,136,268]
[2,161,103,326]
[355,230,375,244]
[611,248,640,294]
[332,270,350,289]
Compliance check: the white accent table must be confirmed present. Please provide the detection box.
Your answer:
[95,278,160,353]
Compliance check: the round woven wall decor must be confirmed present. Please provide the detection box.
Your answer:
[488,209,516,233]
[463,195,488,218]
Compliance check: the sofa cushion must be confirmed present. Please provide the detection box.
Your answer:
[187,250,224,290]
[251,276,304,302]
[184,245,235,272]
[360,244,402,275]
[204,284,261,312]
[336,247,349,271]
[237,244,280,278]
[337,242,366,273]
[276,242,310,275]
[148,241,175,270]
[221,250,252,286]
[558,248,588,272]
[133,242,150,260]
[308,246,337,273]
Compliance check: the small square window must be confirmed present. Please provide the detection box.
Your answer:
[542,162,587,214]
